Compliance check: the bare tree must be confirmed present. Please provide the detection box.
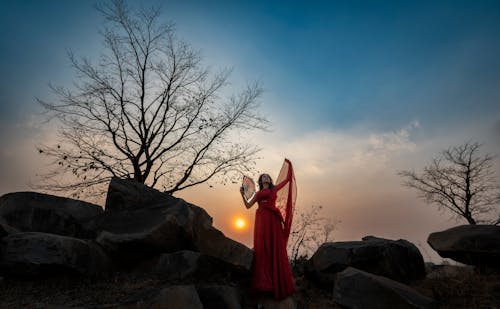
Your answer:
[399,142,500,225]
[288,205,340,264]
[35,0,268,198]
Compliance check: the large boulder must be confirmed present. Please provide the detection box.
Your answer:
[427,225,500,269]
[193,222,253,271]
[92,202,199,265]
[334,267,436,309]
[0,232,112,278]
[137,250,248,282]
[306,236,425,287]
[0,192,102,238]
[104,177,178,212]
[90,177,252,269]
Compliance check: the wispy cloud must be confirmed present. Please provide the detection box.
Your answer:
[228,119,498,262]
[248,120,421,187]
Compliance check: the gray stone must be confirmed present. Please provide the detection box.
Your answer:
[197,285,242,309]
[92,203,198,265]
[104,177,178,212]
[0,219,18,238]
[425,264,474,279]
[307,236,425,287]
[0,232,112,278]
[138,250,248,281]
[334,267,437,309]
[194,223,253,271]
[0,192,102,238]
[427,225,500,269]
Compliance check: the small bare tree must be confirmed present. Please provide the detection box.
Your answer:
[35,0,268,198]
[288,205,340,264]
[399,142,500,225]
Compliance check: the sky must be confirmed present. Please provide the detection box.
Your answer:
[1,0,500,262]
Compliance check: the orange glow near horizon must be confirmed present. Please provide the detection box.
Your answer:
[234,217,247,230]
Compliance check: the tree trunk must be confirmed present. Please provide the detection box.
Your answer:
[465,215,477,225]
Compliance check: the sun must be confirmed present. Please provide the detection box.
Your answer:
[234,217,247,230]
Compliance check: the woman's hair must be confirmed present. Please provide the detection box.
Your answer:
[258,173,274,190]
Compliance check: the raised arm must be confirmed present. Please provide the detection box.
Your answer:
[274,159,293,191]
[240,186,258,209]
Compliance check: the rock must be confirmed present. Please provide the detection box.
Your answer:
[91,178,252,269]
[0,232,111,278]
[425,264,474,279]
[197,285,242,309]
[306,236,425,287]
[427,225,500,269]
[194,223,253,271]
[138,250,248,282]
[105,177,178,212]
[0,192,102,238]
[92,203,198,265]
[334,267,437,309]
[0,219,18,238]
[105,285,203,309]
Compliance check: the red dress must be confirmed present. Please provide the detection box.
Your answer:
[251,159,296,300]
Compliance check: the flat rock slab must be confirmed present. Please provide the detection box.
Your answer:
[138,250,248,281]
[334,267,437,309]
[0,192,102,238]
[427,225,500,269]
[307,236,425,287]
[0,232,111,278]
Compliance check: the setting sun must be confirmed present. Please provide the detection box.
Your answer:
[234,217,247,230]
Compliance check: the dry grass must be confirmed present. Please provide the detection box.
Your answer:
[0,273,169,308]
[1,269,499,308]
[293,274,340,309]
[411,270,500,308]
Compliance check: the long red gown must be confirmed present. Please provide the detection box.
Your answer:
[251,159,296,300]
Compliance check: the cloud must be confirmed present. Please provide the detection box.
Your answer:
[3,112,499,263]
[231,119,496,262]
[246,120,421,194]
[243,119,425,224]
[0,116,55,195]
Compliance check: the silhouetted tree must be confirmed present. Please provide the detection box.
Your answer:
[288,205,340,264]
[399,142,500,225]
[36,0,268,198]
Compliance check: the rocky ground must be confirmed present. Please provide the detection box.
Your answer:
[411,270,500,309]
[0,266,499,308]
[1,178,500,308]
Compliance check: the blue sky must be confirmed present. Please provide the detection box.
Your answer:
[2,0,499,132]
[1,0,499,260]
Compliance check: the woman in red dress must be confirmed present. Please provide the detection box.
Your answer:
[240,159,296,300]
